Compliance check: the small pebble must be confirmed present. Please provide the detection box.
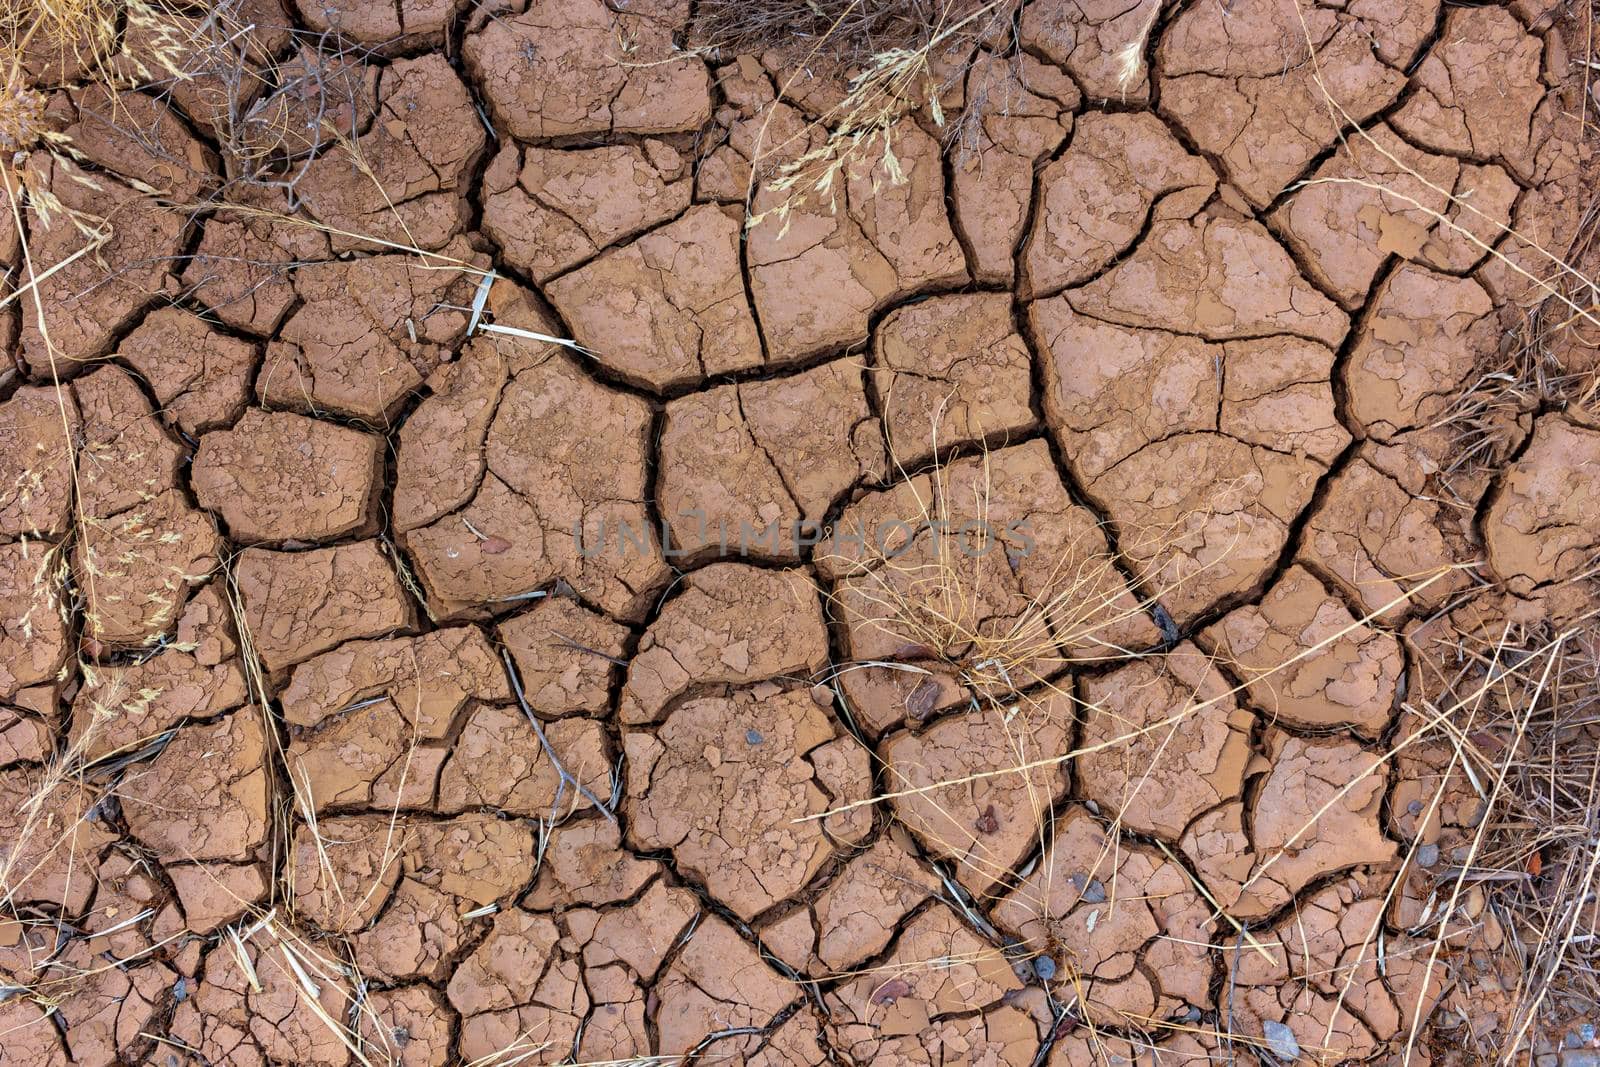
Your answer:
[746,728,764,745]
[1263,1019,1301,1062]
[1416,843,1439,868]
[1032,956,1056,981]
[1081,879,1107,904]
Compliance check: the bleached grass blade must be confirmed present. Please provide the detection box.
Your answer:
[478,321,592,355]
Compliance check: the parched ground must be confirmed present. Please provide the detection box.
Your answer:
[1,0,1598,1064]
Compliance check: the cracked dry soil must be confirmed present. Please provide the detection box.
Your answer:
[1,0,1598,1064]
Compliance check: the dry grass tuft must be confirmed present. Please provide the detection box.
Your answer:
[1403,606,1600,1062]
[691,0,1021,220]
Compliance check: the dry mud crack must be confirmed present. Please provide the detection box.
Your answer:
[0,0,1597,1064]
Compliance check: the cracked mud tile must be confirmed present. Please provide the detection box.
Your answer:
[0,999,68,1065]
[446,910,584,1061]
[464,0,711,139]
[1203,565,1404,737]
[625,685,868,920]
[28,938,175,1067]
[949,52,1077,285]
[392,338,509,535]
[1344,265,1497,442]
[72,364,183,519]
[1476,131,1589,321]
[114,309,257,436]
[73,366,220,649]
[500,595,630,717]
[881,690,1071,898]
[78,850,183,958]
[1225,873,1450,1062]
[281,627,508,736]
[279,627,506,812]
[0,384,78,540]
[453,862,701,1061]
[291,0,463,51]
[758,828,943,977]
[0,541,71,707]
[1181,732,1396,919]
[169,861,271,936]
[284,693,451,813]
[1021,0,1164,102]
[481,140,692,284]
[118,707,270,864]
[1050,1020,1242,1065]
[1270,125,1519,309]
[872,293,1037,467]
[296,54,484,252]
[620,563,829,724]
[994,806,1214,1026]
[1028,218,1350,616]
[747,1009,832,1067]
[290,813,534,940]
[824,441,1157,702]
[0,402,75,706]
[233,540,415,678]
[574,881,699,1060]
[523,820,661,909]
[181,186,335,337]
[402,348,668,622]
[0,705,51,763]
[1019,111,1216,300]
[61,83,217,202]
[1157,0,1439,207]
[747,115,967,362]
[193,410,383,543]
[1032,298,1345,620]
[17,153,185,374]
[824,904,1035,1065]
[1391,5,1550,184]
[169,925,359,1067]
[696,58,824,203]
[655,914,798,1059]
[436,704,611,816]
[356,985,454,1067]
[1298,457,1463,622]
[1053,208,1350,348]
[1077,642,1255,841]
[657,363,883,560]
[1484,414,1600,597]
[259,236,482,421]
[546,203,763,391]
[0,768,116,913]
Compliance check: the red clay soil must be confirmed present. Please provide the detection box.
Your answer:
[0,0,1597,1064]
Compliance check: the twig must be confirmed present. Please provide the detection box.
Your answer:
[500,648,617,824]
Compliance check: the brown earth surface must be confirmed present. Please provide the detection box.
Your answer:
[1,0,1597,1063]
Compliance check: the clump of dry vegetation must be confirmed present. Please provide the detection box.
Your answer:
[1401,604,1600,1061]
[691,0,1023,219]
